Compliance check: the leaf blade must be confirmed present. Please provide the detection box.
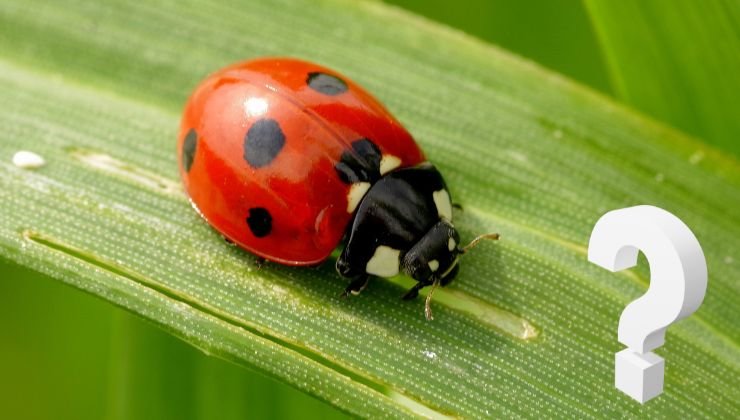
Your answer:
[585,0,740,156]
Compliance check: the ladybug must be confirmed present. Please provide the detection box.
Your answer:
[178,58,497,319]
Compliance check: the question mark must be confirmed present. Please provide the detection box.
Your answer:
[588,205,707,403]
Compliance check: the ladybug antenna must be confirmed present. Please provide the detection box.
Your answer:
[425,232,500,320]
[460,232,500,254]
[424,278,441,321]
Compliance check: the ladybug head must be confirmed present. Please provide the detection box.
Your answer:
[401,220,462,288]
[401,220,499,285]
[401,220,499,319]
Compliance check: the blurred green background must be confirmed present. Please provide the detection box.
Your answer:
[1,0,736,419]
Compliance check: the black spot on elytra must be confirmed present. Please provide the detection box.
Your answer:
[244,118,286,168]
[247,207,272,238]
[307,72,348,96]
[335,138,382,184]
[182,128,198,172]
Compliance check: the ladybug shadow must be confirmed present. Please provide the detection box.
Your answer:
[217,235,348,295]
[220,239,418,311]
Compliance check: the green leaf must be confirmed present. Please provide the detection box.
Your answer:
[585,0,740,156]
[1,0,738,417]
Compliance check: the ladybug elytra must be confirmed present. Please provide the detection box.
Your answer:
[178,58,497,319]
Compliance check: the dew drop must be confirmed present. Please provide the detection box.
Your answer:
[12,150,45,169]
[421,350,437,360]
[689,150,705,165]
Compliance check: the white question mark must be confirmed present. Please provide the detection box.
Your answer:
[588,205,707,403]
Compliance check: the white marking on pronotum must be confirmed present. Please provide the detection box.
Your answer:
[366,245,401,277]
[346,182,371,213]
[432,189,452,220]
[12,151,45,169]
[448,237,456,251]
[428,260,439,272]
[379,154,401,175]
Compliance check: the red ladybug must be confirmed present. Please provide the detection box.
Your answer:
[178,58,496,318]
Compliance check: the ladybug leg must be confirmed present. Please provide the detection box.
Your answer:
[401,282,425,300]
[452,203,463,212]
[254,257,267,270]
[340,275,370,298]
